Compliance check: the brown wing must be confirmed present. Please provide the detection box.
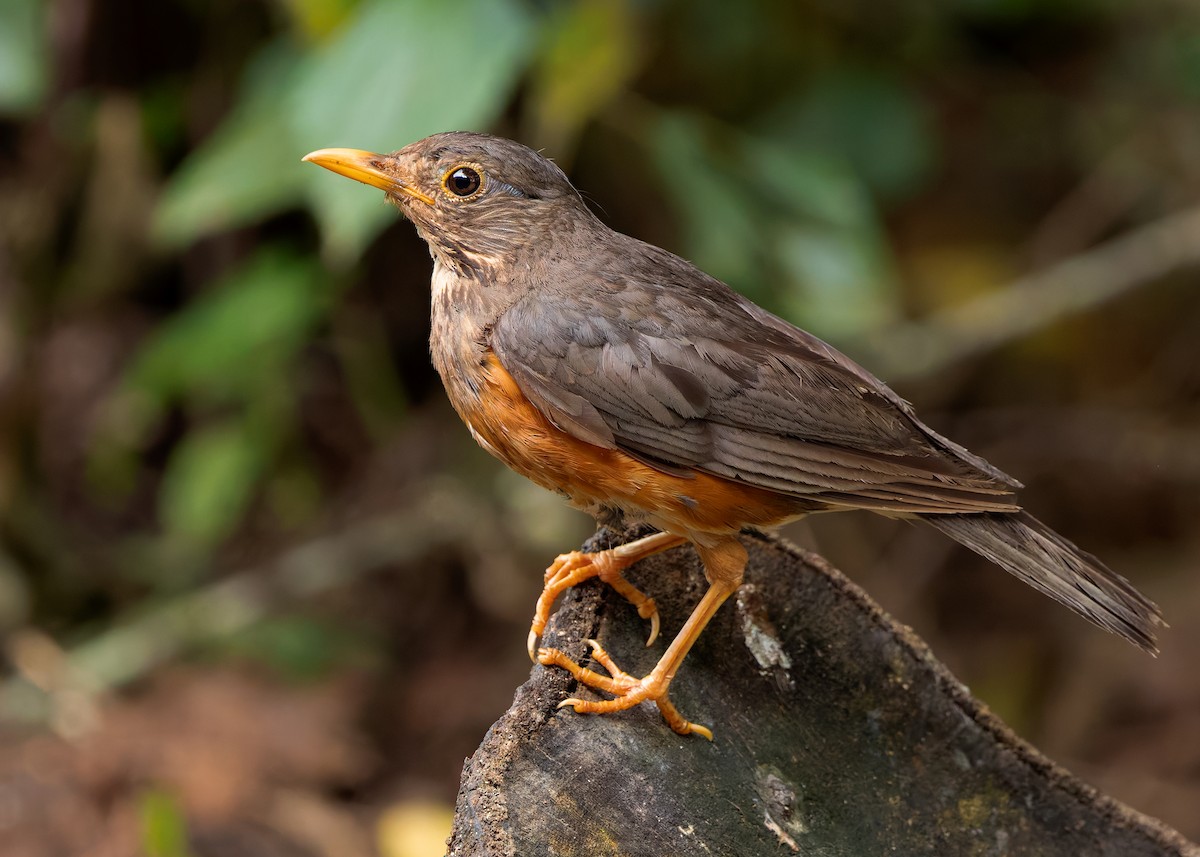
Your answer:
[491,248,1020,516]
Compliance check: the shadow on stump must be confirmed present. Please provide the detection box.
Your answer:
[448,528,1197,856]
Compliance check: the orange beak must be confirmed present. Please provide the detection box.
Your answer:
[302,148,436,206]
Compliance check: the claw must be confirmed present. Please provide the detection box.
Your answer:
[526,532,707,735]
[527,547,662,664]
[543,642,713,738]
[646,610,660,647]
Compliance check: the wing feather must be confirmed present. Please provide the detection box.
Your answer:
[491,256,1020,515]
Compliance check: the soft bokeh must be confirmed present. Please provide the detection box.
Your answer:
[0,0,1197,853]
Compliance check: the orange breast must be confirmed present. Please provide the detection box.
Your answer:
[455,353,810,540]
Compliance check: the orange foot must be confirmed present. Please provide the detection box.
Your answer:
[538,640,713,740]
[535,537,747,741]
[526,532,686,661]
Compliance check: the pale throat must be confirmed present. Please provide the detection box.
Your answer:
[429,261,484,333]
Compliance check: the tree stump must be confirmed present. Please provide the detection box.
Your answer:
[447,528,1197,856]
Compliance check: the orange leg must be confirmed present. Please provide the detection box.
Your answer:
[527,531,686,660]
[538,538,747,740]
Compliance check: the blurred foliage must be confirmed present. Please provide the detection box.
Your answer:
[650,111,901,334]
[1,0,1199,850]
[155,0,534,262]
[6,0,1197,583]
[0,0,48,114]
[139,788,194,857]
[212,614,373,681]
[96,248,331,548]
[524,0,644,157]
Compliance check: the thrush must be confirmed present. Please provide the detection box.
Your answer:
[304,133,1162,739]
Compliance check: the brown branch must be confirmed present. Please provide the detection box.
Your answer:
[855,205,1200,382]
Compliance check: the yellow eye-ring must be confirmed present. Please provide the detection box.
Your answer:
[443,165,483,198]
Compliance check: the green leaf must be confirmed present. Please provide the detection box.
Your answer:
[774,224,894,335]
[649,111,900,338]
[152,41,307,248]
[0,0,48,115]
[139,789,192,857]
[154,0,534,260]
[761,69,935,202]
[1145,28,1200,102]
[525,0,644,156]
[276,0,362,40]
[126,248,329,405]
[744,136,899,334]
[158,419,266,546]
[649,113,765,301]
[108,248,324,546]
[292,0,536,262]
[743,135,873,230]
[215,615,367,681]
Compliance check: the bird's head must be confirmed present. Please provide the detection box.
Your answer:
[304,132,588,276]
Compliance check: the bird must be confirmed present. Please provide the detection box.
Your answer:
[303,132,1163,739]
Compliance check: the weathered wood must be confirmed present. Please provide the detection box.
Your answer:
[448,528,1197,856]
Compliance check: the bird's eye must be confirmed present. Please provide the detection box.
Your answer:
[444,166,483,198]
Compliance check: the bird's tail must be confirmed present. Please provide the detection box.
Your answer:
[924,511,1163,652]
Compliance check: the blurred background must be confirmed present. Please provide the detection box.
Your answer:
[1,0,1199,853]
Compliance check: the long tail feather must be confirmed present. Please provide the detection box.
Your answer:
[924,511,1163,652]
